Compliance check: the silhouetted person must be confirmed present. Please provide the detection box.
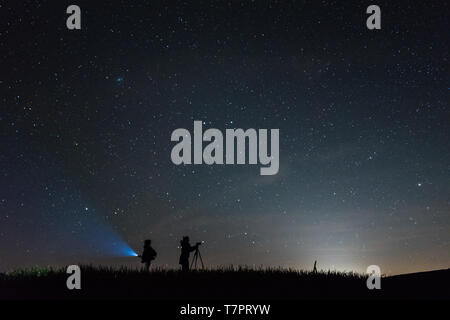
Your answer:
[179,236,200,272]
[313,260,317,273]
[139,239,157,271]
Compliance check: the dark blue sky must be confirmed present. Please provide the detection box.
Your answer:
[0,1,449,275]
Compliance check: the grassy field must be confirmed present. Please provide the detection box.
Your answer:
[0,266,448,300]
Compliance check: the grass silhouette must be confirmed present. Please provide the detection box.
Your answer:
[1,265,448,300]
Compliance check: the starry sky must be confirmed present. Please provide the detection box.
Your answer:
[1,1,449,275]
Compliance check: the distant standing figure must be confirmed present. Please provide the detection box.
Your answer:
[140,239,157,271]
[313,260,317,273]
[179,236,200,272]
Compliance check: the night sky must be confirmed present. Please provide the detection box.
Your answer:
[1,1,449,275]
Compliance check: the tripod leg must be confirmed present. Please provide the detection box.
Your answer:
[190,251,195,269]
[191,250,199,270]
[197,250,204,269]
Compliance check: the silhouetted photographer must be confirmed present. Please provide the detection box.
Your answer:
[139,239,157,271]
[179,236,203,271]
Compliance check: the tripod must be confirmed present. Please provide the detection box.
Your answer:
[190,246,204,270]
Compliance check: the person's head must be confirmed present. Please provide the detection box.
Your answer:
[144,239,151,247]
[181,236,190,244]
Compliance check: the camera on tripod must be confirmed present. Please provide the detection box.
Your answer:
[191,241,204,270]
